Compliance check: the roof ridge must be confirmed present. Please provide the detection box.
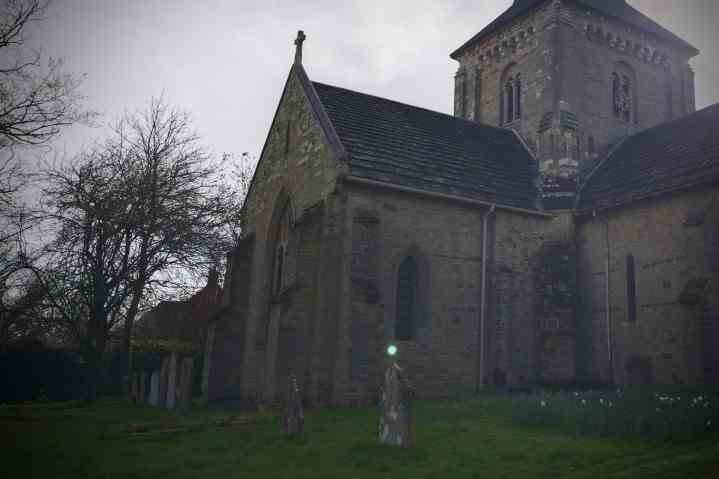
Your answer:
[311,80,513,135]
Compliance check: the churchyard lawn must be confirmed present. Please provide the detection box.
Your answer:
[3,392,718,478]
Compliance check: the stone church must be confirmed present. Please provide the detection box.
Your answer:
[204,0,719,406]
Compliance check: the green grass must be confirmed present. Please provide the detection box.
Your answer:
[2,396,718,479]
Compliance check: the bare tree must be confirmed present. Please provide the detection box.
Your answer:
[38,98,242,397]
[0,0,95,148]
[0,0,95,349]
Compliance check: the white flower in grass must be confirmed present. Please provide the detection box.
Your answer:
[581,399,587,405]
[540,401,547,408]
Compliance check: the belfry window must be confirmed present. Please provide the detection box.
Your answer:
[626,254,637,322]
[505,79,514,123]
[395,256,418,341]
[612,65,636,123]
[503,74,522,124]
[273,201,292,294]
[515,74,522,119]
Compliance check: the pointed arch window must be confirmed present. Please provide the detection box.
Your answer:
[515,74,522,120]
[272,201,292,294]
[505,79,514,124]
[503,74,522,124]
[612,65,636,123]
[395,256,418,341]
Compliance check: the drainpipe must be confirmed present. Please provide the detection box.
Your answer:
[594,211,614,386]
[477,204,496,393]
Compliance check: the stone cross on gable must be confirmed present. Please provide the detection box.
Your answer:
[294,30,306,65]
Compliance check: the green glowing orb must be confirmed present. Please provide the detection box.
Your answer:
[387,345,398,356]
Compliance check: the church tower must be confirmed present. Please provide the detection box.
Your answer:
[451,0,699,209]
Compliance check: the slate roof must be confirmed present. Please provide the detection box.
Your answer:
[577,103,719,212]
[311,81,540,211]
[450,0,698,59]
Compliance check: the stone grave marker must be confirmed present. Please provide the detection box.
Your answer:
[378,362,413,447]
[158,357,169,408]
[283,374,304,437]
[131,373,139,404]
[166,353,178,410]
[149,371,160,406]
[177,357,194,413]
[139,371,147,404]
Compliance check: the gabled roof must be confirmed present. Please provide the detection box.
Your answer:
[311,81,541,211]
[577,103,719,213]
[451,0,698,59]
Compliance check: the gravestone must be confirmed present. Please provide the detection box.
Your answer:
[139,372,147,404]
[158,357,169,408]
[283,374,304,437]
[149,371,160,406]
[177,357,194,413]
[378,363,413,447]
[166,353,178,410]
[131,373,139,404]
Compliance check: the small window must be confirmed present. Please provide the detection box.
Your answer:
[515,74,522,120]
[588,136,595,157]
[272,201,292,294]
[505,79,514,124]
[626,254,637,322]
[612,65,636,123]
[395,256,418,340]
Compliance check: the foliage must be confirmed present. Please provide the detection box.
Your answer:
[481,388,719,443]
[2,398,718,478]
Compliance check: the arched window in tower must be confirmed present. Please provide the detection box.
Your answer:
[515,73,522,120]
[612,73,621,119]
[501,64,521,125]
[612,63,637,123]
[272,200,292,294]
[395,256,418,341]
[505,79,514,124]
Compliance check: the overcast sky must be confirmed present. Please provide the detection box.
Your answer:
[27,0,719,163]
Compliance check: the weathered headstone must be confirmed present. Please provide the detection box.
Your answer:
[139,371,147,404]
[149,371,160,406]
[158,357,169,408]
[177,357,194,413]
[167,353,178,410]
[283,374,304,437]
[378,363,412,447]
[131,373,139,404]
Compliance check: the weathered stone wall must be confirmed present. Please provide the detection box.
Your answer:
[453,0,697,177]
[338,184,487,403]
[454,0,553,147]
[576,186,719,386]
[558,1,696,174]
[488,210,575,387]
[225,69,345,405]
[330,184,572,403]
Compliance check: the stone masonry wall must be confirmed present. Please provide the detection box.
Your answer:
[235,69,346,405]
[331,184,571,404]
[558,1,696,174]
[453,0,697,179]
[576,186,719,386]
[488,209,575,387]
